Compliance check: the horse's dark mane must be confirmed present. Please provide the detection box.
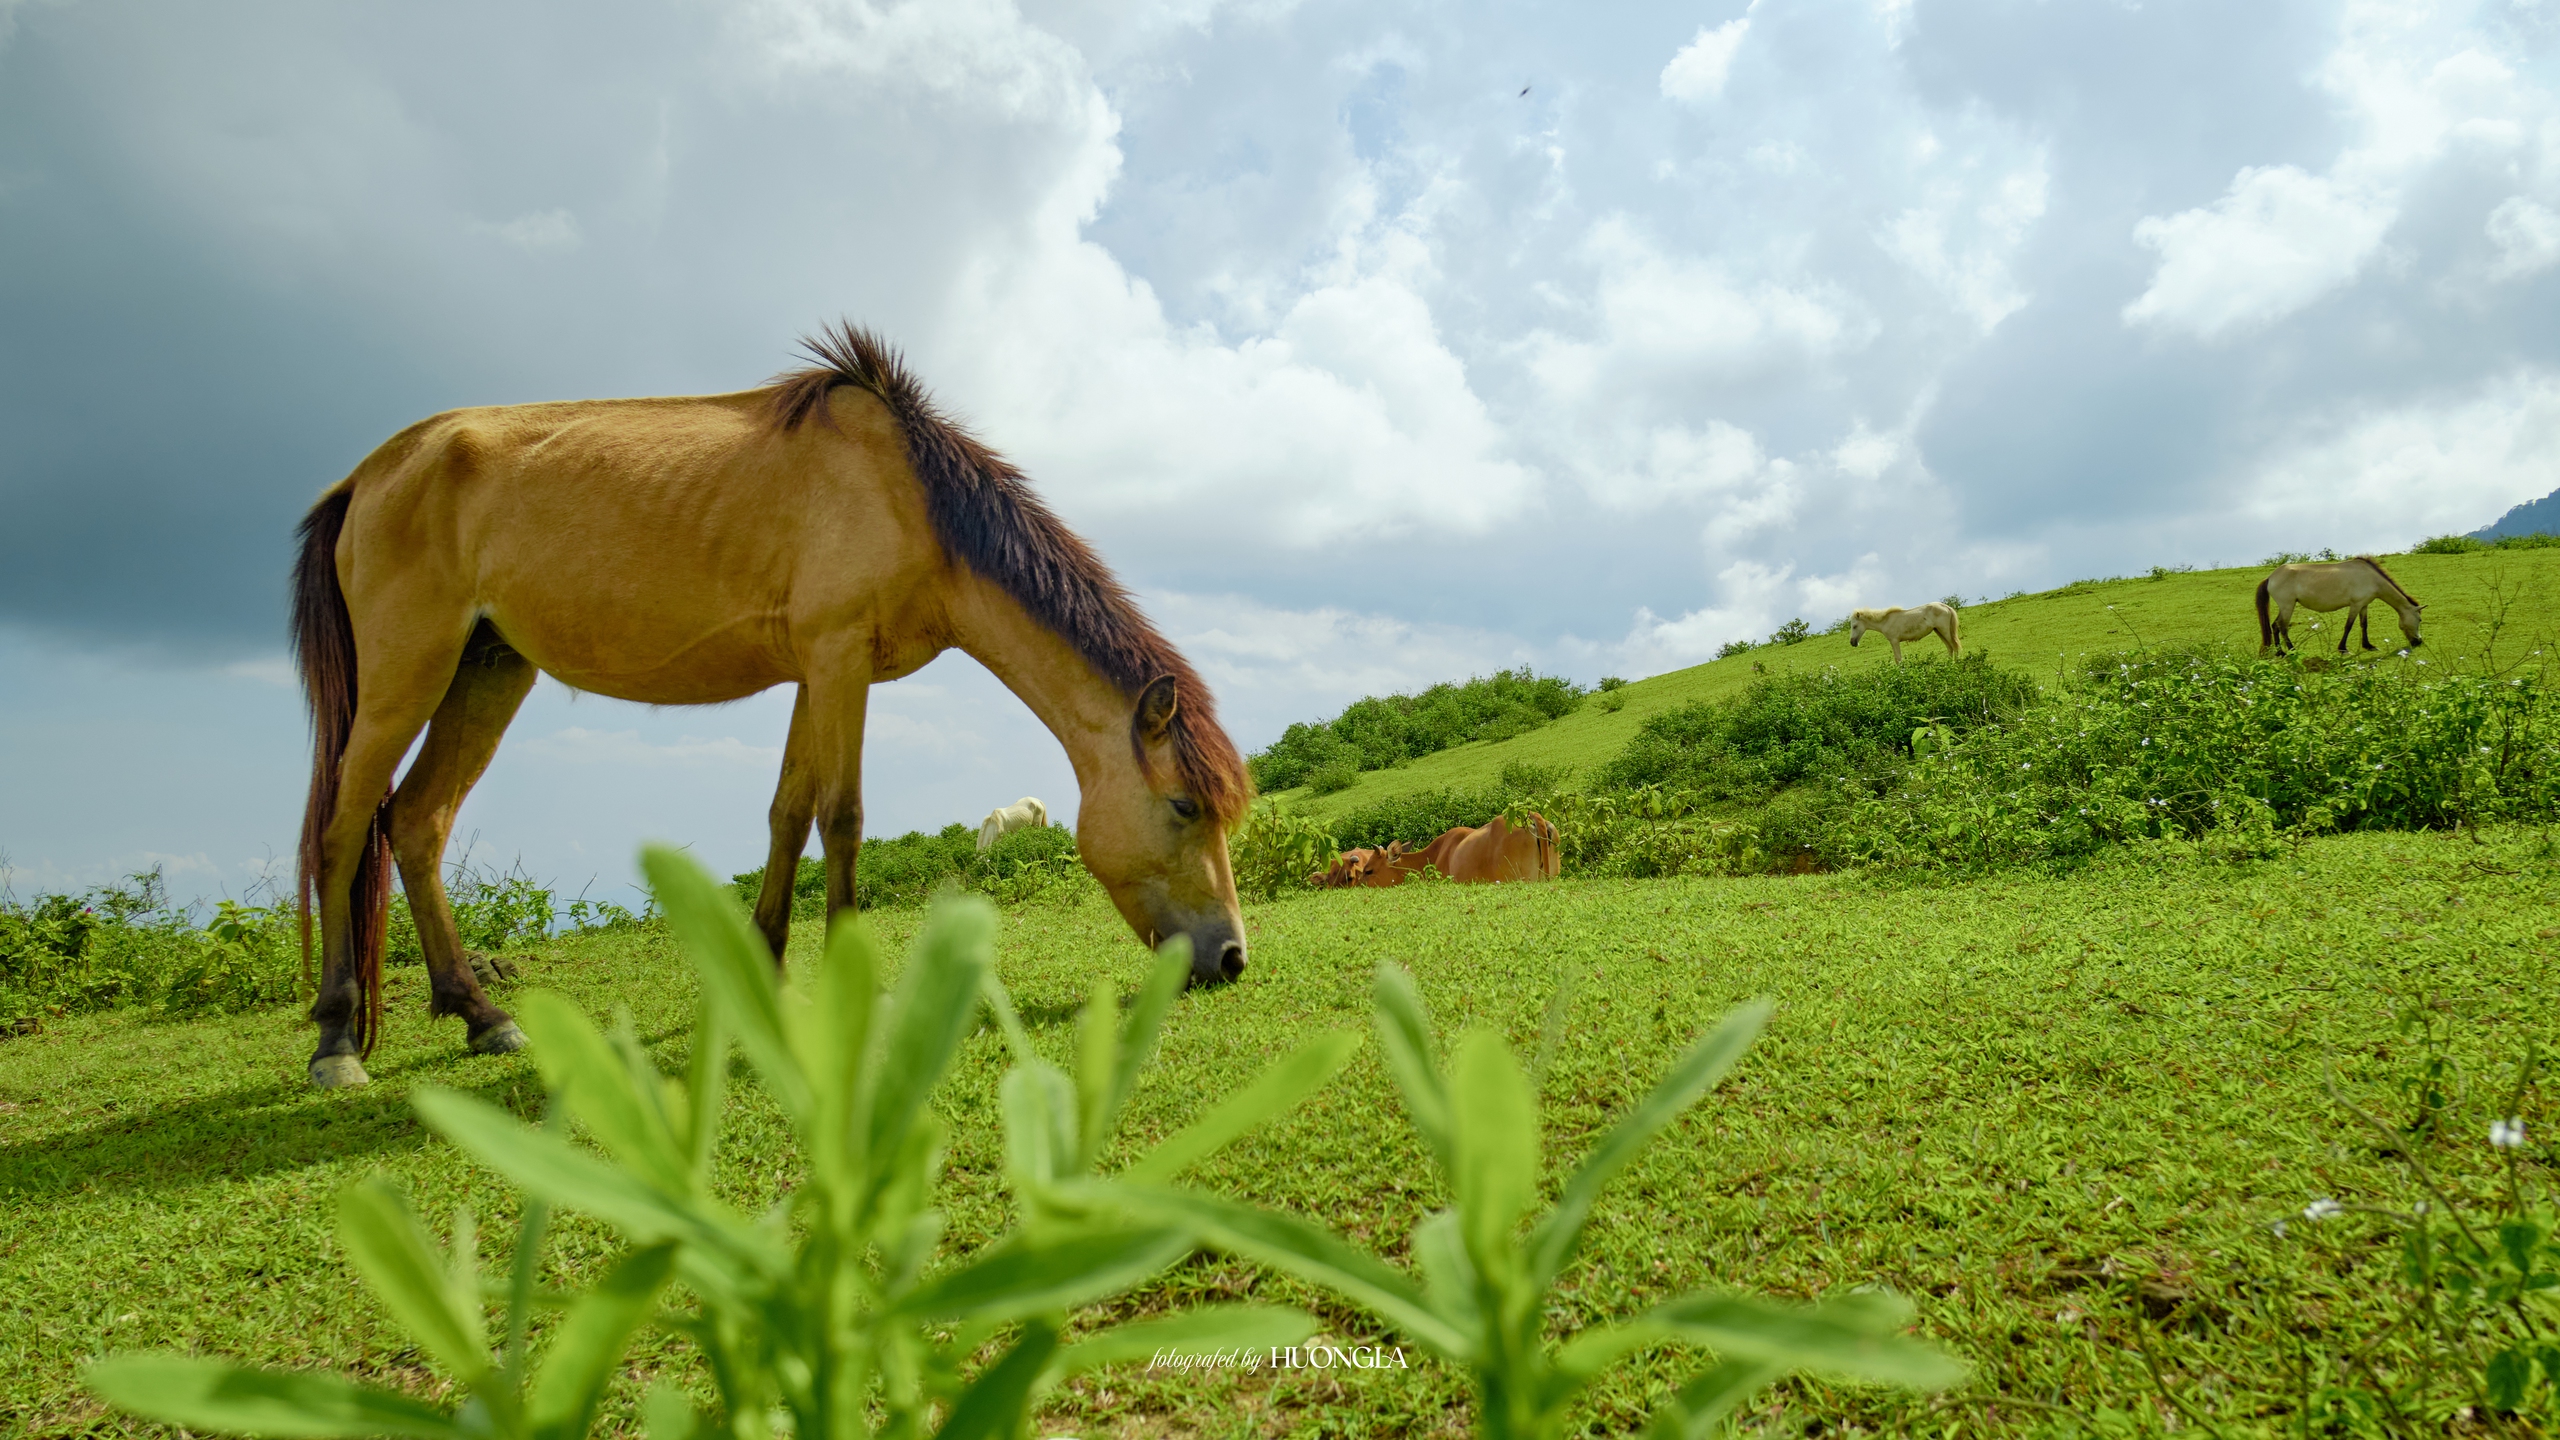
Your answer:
[2355,555,2419,604]
[766,323,1250,826]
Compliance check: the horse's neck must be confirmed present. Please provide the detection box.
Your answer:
[944,574,1128,787]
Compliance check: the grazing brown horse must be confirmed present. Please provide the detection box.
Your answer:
[2256,556,2424,656]
[294,325,1253,1087]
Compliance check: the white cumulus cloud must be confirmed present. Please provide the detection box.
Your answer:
[1661,15,1751,104]
[2122,166,2396,341]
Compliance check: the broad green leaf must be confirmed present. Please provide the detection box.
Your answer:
[412,1087,778,1278]
[642,844,810,1127]
[1373,965,1453,1173]
[1073,975,1120,1169]
[1526,1000,1771,1289]
[1643,1289,1963,1389]
[1048,1304,1317,1379]
[1122,1029,1360,1184]
[894,1225,1191,1323]
[862,897,995,1211]
[1409,1210,1483,1339]
[1000,1061,1079,1195]
[1102,1183,1472,1359]
[1085,939,1193,1171]
[640,1381,699,1440]
[513,991,688,1195]
[681,993,728,1186]
[84,1354,464,1439]
[526,1243,679,1440]
[1448,1028,1537,1270]
[1531,967,1579,1089]
[334,1181,489,1385]
[792,913,880,1201]
[932,1322,1058,1440]
[1643,1358,1786,1440]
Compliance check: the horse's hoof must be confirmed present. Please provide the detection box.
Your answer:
[309,1054,371,1089]
[470,1021,529,1055]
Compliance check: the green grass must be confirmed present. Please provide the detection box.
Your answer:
[1281,550,2560,821]
[7,827,2557,1435]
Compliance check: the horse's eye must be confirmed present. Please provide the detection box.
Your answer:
[1170,797,1200,821]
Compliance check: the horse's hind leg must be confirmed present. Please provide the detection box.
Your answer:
[310,632,473,1086]
[751,685,818,963]
[800,660,875,925]
[387,630,537,1054]
[2355,603,2377,651]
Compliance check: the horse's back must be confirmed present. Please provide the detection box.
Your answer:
[331,387,939,702]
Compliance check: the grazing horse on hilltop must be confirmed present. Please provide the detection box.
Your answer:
[2256,557,2424,656]
[976,797,1048,851]
[293,324,1252,1088]
[1849,603,1961,663]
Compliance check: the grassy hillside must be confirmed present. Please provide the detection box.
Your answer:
[6,829,2556,1434]
[1278,549,2560,821]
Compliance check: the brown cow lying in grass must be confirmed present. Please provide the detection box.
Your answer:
[1311,813,1559,887]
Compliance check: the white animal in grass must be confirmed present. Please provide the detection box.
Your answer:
[1848,602,1961,663]
[976,797,1050,851]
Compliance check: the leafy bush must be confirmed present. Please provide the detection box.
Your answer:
[1596,675,1627,691]
[1227,802,1341,900]
[1769,617,1812,646]
[1594,653,2038,801]
[386,862,564,966]
[2147,563,2194,580]
[2417,532,2560,554]
[1826,646,2560,871]
[1715,639,1753,660]
[730,822,1090,915]
[1248,669,1588,792]
[1305,756,1361,795]
[1595,690,1627,714]
[0,869,302,1030]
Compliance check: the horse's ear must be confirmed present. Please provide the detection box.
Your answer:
[1136,675,1180,742]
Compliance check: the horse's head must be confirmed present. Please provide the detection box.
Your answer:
[2398,602,2425,649]
[1073,676,1248,987]
[1849,614,1867,647]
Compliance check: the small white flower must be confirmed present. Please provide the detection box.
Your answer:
[2491,1117,2527,1150]
[2272,1219,2289,1239]
[2303,1198,2342,1221]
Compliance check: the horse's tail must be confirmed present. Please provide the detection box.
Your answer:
[293,486,391,1059]
[2255,576,2274,652]
[1946,606,1962,656]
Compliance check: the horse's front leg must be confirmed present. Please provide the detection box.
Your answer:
[2355,604,2377,651]
[751,685,818,963]
[802,660,875,929]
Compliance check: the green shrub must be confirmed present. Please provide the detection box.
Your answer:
[1769,617,1812,646]
[1227,802,1340,899]
[1715,639,1753,660]
[2415,534,2490,555]
[386,862,562,966]
[1593,652,2037,800]
[730,821,1091,915]
[1248,670,1589,792]
[1595,690,1627,714]
[1596,675,1627,691]
[1305,756,1361,795]
[0,869,302,1029]
[1826,646,2560,871]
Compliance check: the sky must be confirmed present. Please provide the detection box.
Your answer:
[5,0,2560,908]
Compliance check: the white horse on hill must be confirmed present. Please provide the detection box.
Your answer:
[1849,602,1962,663]
[976,797,1049,851]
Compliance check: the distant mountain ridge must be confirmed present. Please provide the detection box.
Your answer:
[2472,485,2560,539]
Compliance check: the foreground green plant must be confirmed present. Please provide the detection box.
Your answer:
[88,846,1333,1439]
[1094,968,1963,1438]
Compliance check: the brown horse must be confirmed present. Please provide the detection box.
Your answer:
[2255,556,2424,656]
[293,325,1253,1087]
